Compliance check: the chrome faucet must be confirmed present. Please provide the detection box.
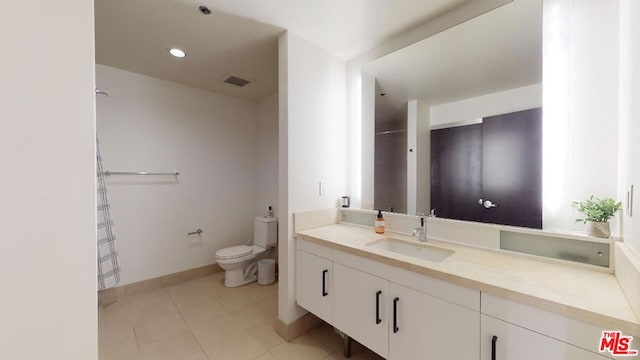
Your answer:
[412,213,427,242]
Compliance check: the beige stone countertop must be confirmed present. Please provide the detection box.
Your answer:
[296,223,640,336]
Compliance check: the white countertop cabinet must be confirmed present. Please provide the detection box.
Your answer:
[294,223,639,359]
[297,237,480,359]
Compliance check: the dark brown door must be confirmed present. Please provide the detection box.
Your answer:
[430,123,483,222]
[430,107,542,229]
[481,108,542,228]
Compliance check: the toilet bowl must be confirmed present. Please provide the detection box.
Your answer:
[215,216,277,287]
[216,245,267,287]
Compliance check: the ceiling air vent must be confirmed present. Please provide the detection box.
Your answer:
[223,76,251,87]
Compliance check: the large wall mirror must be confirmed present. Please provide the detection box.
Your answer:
[363,0,543,228]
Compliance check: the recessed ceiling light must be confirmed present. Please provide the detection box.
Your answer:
[168,48,186,58]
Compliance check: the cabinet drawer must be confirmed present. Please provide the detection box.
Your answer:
[297,237,333,259]
[481,293,633,355]
[334,249,479,311]
[481,315,611,360]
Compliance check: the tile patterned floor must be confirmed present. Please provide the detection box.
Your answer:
[99,272,384,360]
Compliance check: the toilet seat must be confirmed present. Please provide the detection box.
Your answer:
[215,245,267,264]
[215,245,253,260]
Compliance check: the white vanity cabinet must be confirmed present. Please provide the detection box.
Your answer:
[296,249,333,323]
[296,235,631,360]
[333,262,480,360]
[297,238,481,360]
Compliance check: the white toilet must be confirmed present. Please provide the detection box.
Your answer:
[215,216,277,287]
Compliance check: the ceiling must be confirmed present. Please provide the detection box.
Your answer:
[190,0,471,59]
[95,0,473,101]
[365,0,542,121]
[95,0,283,101]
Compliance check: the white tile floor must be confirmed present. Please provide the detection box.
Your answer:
[99,272,384,360]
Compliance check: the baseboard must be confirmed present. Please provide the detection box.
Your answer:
[98,263,223,306]
[275,312,322,342]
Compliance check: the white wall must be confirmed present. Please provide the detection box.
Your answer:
[618,0,640,254]
[429,83,542,126]
[255,93,279,217]
[96,65,275,285]
[278,32,346,324]
[0,1,97,358]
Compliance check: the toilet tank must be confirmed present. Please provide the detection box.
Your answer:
[254,216,278,248]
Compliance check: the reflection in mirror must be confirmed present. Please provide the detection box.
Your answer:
[375,93,407,213]
[365,0,542,228]
[431,107,542,229]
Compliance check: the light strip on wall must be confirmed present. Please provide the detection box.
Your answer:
[542,0,572,230]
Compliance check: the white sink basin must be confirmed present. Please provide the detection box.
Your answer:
[368,238,454,263]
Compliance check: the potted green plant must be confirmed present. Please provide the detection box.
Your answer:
[572,196,622,238]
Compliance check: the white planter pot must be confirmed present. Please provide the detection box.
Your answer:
[586,221,610,238]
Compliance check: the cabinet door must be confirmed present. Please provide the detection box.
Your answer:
[333,263,389,358]
[389,282,479,360]
[481,315,611,360]
[296,250,332,323]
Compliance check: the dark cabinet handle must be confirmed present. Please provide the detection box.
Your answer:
[492,335,498,360]
[375,290,382,325]
[393,297,399,333]
[322,269,328,297]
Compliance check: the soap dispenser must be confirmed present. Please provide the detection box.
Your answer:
[375,210,385,234]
